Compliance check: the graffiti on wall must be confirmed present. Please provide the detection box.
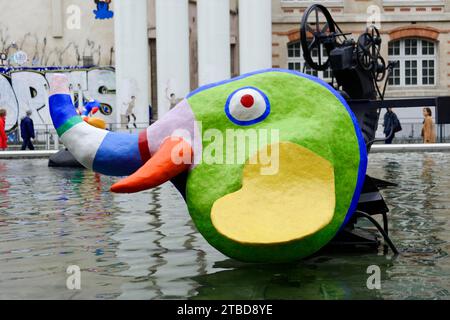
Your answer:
[0,25,113,67]
[94,0,114,20]
[0,67,116,132]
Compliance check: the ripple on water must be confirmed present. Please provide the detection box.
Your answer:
[0,155,449,300]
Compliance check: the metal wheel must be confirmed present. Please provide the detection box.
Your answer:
[357,25,383,75]
[375,56,387,82]
[300,4,336,71]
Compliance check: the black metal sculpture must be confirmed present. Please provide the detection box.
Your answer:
[300,4,399,253]
[300,4,391,146]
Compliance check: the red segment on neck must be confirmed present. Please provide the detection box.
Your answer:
[240,94,255,108]
[138,130,151,164]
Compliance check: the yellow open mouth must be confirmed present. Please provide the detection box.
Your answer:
[211,142,336,245]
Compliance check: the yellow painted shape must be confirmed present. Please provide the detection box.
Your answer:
[87,118,107,130]
[211,142,336,245]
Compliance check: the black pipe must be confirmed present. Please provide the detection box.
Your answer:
[355,210,399,255]
[366,125,394,151]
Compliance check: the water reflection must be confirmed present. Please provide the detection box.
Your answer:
[0,162,10,210]
[190,255,393,300]
[0,155,449,300]
[367,153,450,299]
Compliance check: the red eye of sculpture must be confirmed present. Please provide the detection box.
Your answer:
[240,94,255,108]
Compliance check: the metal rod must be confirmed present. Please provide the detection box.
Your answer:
[355,210,399,255]
[366,126,394,151]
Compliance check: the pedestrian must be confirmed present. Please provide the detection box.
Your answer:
[0,108,7,151]
[421,107,436,144]
[20,110,35,150]
[383,108,401,144]
[125,96,137,129]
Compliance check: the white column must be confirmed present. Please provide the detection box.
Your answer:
[114,0,150,126]
[197,0,231,86]
[156,0,190,117]
[239,0,272,74]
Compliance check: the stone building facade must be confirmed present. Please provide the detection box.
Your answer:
[2,0,449,99]
[272,0,450,134]
[272,0,450,98]
[0,0,115,67]
[1,0,449,132]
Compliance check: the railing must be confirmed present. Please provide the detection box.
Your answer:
[7,124,60,151]
[374,122,450,144]
[6,122,450,150]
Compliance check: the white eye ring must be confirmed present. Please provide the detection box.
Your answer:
[225,87,271,126]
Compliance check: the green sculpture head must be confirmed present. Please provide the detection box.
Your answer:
[49,69,367,263]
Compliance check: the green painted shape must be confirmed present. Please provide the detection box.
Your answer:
[57,116,83,137]
[186,71,362,263]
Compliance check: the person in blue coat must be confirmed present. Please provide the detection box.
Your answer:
[383,108,401,144]
[20,110,35,150]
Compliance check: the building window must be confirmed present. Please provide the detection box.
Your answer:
[287,41,332,82]
[388,39,437,87]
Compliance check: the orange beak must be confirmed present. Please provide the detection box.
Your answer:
[110,136,193,194]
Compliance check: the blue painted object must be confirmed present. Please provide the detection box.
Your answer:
[94,1,114,20]
[82,100,101,117]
